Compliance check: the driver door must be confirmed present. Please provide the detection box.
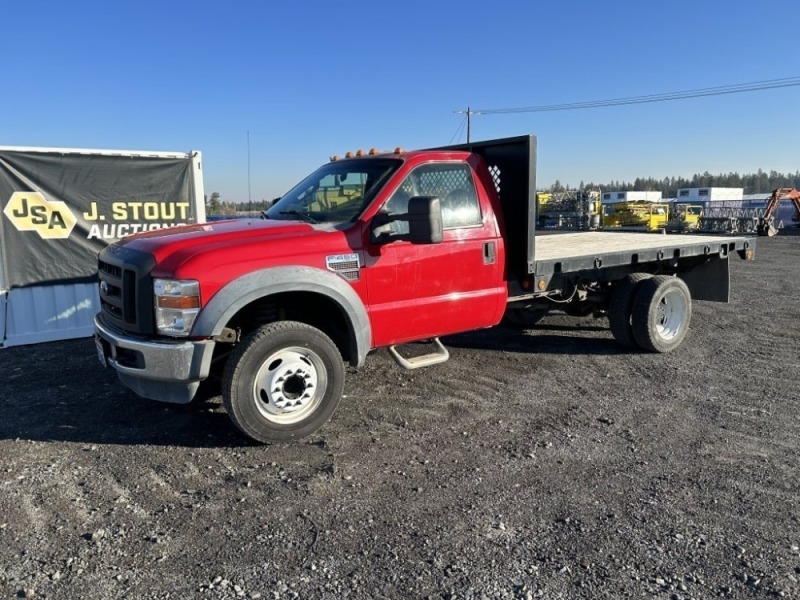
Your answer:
[364,161,506,347]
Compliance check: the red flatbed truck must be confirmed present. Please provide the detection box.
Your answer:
[94,135,755,443]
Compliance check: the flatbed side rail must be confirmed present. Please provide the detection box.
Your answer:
[531,234,755,278]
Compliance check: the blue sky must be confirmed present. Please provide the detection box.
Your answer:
[2,0,798,202]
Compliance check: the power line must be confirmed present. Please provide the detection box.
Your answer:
[448,115,467,144]
[468,77,800,115]
[453,107,484,142]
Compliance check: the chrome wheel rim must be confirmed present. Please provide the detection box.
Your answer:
[655,290,687,341]
[253,347,326,424]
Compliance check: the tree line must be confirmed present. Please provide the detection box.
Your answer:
[205,192,272,216]
[549,169,800,197]
[205,168,800,215]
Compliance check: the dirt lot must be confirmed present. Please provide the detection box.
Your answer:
[1,231,799,600]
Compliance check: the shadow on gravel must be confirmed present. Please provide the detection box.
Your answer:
[444,322,627,356]
[1,316,631,446]
[776,226,800,236]
[0,394,257,448]
[0,339,256,448]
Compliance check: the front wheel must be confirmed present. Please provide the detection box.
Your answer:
[631,275,692,353]
[222,321,344,443]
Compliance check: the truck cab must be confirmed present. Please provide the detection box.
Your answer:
[262,148,508,348]
[95,145,511,443]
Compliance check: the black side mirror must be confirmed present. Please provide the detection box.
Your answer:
[371,196,443,244]
[407,196,443,243]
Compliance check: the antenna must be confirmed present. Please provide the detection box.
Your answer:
[247,130,252,205]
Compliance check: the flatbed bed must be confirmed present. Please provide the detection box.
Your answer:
[532,231,755,275]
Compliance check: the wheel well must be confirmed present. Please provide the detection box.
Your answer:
[224,292,355,365]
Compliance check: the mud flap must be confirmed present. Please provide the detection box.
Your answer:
[678,256,730,302]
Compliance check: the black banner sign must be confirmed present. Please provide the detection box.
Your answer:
[0,150,199,288]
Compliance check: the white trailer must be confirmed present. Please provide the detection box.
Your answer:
[601,190,663,204]
[676,187,744,202]
[0,146,204,347]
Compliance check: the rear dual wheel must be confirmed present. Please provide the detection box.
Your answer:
[608,273,652,347]
[609,274,691,353]
[631,276,691,353]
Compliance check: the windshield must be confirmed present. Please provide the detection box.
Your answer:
[266,158,403,223]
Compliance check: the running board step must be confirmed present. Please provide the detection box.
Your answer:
[387,338,450,370]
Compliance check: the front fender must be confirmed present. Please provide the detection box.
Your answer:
[191,266,371,366]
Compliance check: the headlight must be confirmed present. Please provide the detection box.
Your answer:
[153,279,201,337]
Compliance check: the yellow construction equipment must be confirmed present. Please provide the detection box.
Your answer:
[665,203,703,232]
[536,190,601,230]
[602,201,670,232]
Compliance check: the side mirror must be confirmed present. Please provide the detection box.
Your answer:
[407,196,443,244]
[370,196,443,244]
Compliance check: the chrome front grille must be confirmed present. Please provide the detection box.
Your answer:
[97,246,156,334]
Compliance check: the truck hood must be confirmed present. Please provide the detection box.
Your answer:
[117,218,356,279]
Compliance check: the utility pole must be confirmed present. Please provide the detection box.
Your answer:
[454,107,482,143]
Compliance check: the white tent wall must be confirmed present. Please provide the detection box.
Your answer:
[2,283,99,347]
[0,291,6,345]
[0,242,5,342]
[0,146,204,348]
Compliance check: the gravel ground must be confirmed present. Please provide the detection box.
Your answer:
[1,231,799,600]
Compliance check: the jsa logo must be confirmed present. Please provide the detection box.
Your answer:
[3,192,77,239]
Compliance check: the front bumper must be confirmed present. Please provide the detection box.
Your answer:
[94,314,215,404]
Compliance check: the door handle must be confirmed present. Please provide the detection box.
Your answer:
[483,241,496,265]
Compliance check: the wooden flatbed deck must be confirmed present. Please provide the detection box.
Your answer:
[531,231,755,275]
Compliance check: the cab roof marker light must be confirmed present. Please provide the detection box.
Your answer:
[345,151,353,159]
[355,149,365,157]
[368,147,378,156]
[394,147,405,154]
[330,155,339,162]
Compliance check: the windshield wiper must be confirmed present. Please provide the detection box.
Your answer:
[279,210,318,224]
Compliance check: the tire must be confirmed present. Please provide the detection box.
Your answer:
[608,273,652,347]
[631,275,692,353]
[222,321,344,443]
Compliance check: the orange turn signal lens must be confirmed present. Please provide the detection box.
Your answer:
[157,296,200,310]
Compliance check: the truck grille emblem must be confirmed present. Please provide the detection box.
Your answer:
[326,253,361,281]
